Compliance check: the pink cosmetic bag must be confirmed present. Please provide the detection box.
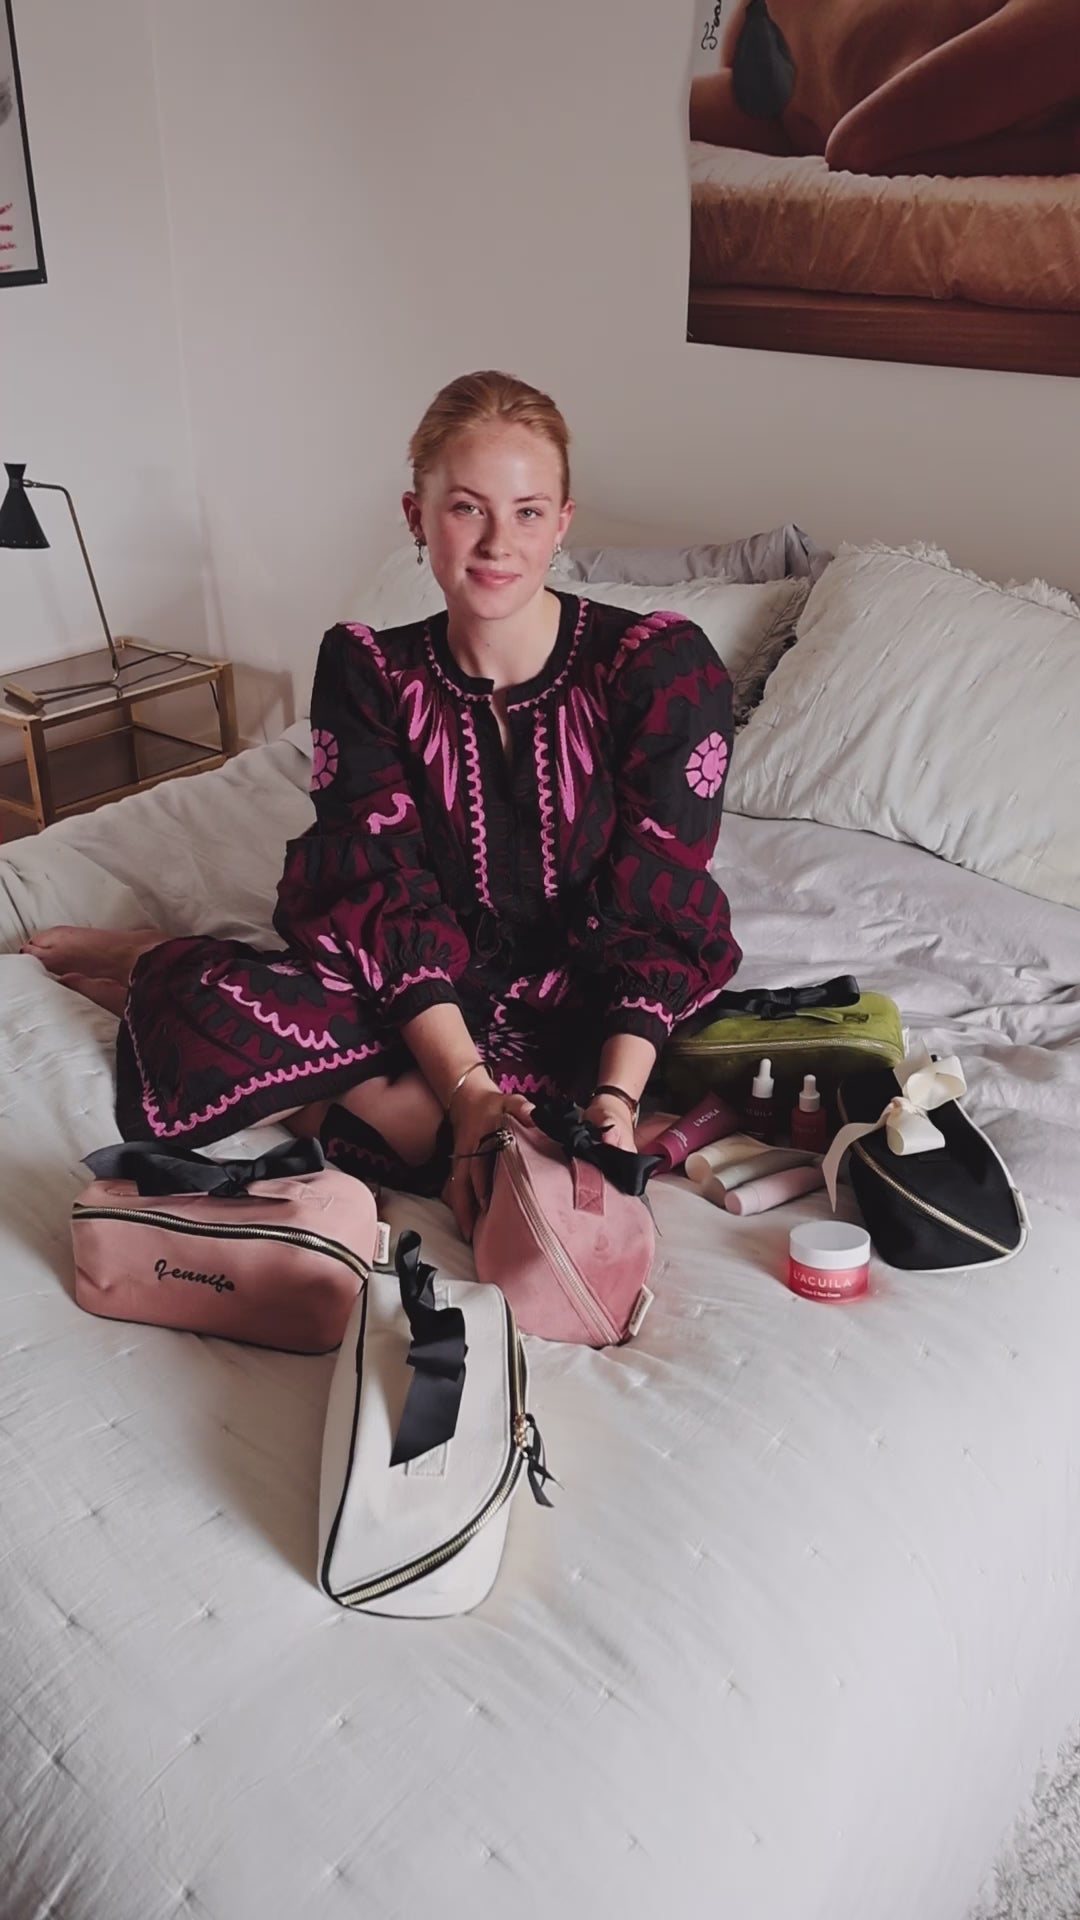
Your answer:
[71,1139,377,1354]
[471,1104,658,1347]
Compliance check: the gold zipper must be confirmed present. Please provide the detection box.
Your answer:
[332,1297,529,1608]
[503,1138,620,1345]
[836,1093,1015,1258]
[70,1204,373,1286]
[666,1034,901,1062]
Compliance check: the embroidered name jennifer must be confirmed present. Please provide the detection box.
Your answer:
[154,1257,235,1294]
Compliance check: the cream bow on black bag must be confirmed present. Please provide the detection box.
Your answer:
[823,1047,1029,1272]
[318,1230,555,1618]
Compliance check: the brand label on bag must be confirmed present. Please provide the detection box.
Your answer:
[628,1286,655,1337]
[155,1257,235,1295]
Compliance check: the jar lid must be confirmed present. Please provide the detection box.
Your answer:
[789,1221,871,1272]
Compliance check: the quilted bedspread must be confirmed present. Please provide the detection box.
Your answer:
[1,728,1079,1920]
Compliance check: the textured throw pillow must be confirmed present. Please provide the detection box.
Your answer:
[561,523,833,588]
[351,525,831,634]
[573,578,809,721]
[727,542,1080,911]
[349,548,808,720]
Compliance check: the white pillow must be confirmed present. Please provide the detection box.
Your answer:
[727,542,1080,912]
[349,546,809,710]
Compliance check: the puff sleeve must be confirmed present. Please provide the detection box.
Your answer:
[272,625,471,1025]
[570,615,742,1049]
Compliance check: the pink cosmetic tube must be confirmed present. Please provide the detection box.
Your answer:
[648,1091,742,1174]
[725,1163,827,1216]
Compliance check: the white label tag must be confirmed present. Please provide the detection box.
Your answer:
[628,1286,654,1338]
[374,1221,391,1267]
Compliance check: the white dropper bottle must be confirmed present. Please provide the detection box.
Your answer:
[745,1056,777,1142]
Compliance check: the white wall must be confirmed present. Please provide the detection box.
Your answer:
[0,0,207,691]
[26,0,1080,742]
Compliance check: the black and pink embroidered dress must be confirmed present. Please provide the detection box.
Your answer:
[116,594,741,1188]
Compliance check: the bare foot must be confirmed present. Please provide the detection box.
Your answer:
[22,925,161,982]
[56,973,128,1017]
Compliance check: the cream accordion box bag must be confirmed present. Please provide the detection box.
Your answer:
[319,1231,555,1618]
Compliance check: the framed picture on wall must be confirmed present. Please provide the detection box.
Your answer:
[1,0,45,287]
[686,1,1080,378]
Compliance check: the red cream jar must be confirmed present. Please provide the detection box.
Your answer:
[787,1222,871,1302]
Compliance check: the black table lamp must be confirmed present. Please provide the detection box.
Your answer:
[0,461,166,709]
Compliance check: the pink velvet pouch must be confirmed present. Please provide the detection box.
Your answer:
[71,1139,377,1354]
[472,1109,657,1347]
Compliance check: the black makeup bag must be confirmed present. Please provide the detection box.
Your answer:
[833,1065,1029,1272]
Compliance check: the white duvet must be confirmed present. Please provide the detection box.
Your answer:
[1,729,1079,1920]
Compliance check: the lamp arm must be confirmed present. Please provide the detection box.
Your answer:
[26,481,120,673]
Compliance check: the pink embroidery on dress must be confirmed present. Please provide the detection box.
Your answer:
[310,729,339,792]
[314,966,354,995]
[613,996,675,1033]
[506,596,589,711]
[536,967,570,1002]
[318,931,383,995]
[383,968,453,1005]
[610,609,684,679]
[137,1044,382,1138]
[533,711,559,899]
[366,792,414,835]
[685,732,728,799]
[210,974,349,1045]
[555,685,599,824]
[681,980,729,1021]
[495,1070,561,1098]
[344,622,388,676]
[460,707,493,908]
[400,672,460,809]
[639,815,676,841]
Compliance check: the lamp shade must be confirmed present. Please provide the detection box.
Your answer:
[0,464,49,549]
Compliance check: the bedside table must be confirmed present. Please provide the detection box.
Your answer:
[0,642,239,833]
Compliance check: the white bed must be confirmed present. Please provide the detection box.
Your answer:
[2,718,1079,1920]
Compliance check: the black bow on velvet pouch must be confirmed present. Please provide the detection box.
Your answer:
[83,1136,327,1198]
[389,1230,468,1469]
[702,975,861,1022]
[529,1100,662,1197]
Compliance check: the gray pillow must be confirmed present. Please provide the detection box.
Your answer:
[562,522,832,588]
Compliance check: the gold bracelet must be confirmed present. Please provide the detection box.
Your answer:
[445,1059,486,1111]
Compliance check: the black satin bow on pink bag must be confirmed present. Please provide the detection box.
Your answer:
[83,1137,326,1197]
[528,1100,662,1196]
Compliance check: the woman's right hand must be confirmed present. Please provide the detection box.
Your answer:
[446,1071,534,1243]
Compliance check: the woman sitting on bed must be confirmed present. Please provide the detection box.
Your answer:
[690,0,1080,178]
[26,371,741,1242]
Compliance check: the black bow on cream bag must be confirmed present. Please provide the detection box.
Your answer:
[823,1046,1029,1272]
[318,1230,554,1617]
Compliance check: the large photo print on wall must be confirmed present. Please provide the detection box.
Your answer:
[687,1,1080,377]
[1,0,45,287]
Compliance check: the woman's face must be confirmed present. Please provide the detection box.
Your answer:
[405,422,574,623]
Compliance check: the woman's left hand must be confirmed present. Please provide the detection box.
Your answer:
[582,1093,638,1154]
